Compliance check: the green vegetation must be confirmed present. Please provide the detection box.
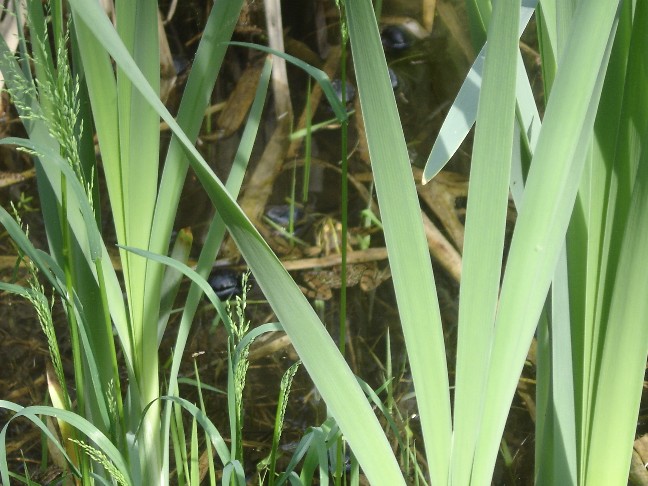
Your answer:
[1,0,647,484]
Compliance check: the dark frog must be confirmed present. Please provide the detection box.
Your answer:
[265,204,310,236]
[381,25,413,53]
[321,79,356,114]
[331,79,356,106]
[208,270,243,300]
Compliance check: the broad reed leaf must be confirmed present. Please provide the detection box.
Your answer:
[422,0,536,183]
[449,1,520,483]
[471,2,621,480]
[585,148,648,482]
[582,3,648,481]
[575,10,630,455]
[345,0,450,483]
[543,252,578,483]
[72,16,122,239]
[114,0,161,350]
[464,0,490,49]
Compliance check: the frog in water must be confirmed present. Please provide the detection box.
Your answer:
[301,217,391,300]
[301,261,391,301]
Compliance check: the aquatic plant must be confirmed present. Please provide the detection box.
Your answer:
[0,0,646,485]
[348,0,648,483]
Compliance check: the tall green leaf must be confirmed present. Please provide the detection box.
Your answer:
[345,0,451,483]
[582,3,648,482]
[471,2,620,481]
